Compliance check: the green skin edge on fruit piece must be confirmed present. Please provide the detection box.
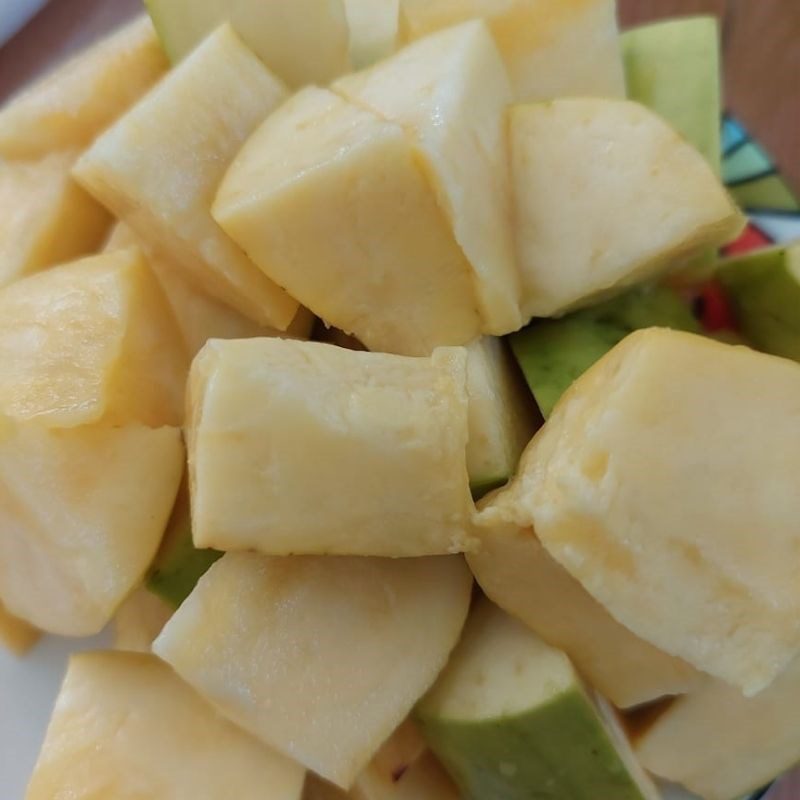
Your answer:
[146,507,221,608]
[417,688,650,800]
[717,244,800,363]
[510,286,700,418]
[471,475,508,501]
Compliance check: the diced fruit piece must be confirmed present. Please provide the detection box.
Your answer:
[467,522,701,708]
[635,659,800,800]
[416,598,660,800]
[717,241,800,362]
[155,552,473,788]
[26,652,305,800]
[357,719,427,788]
[145,0,349,87]
[465,337,538,498]
[0,598,39,655]
[0,420,183,636]
[113,587,173,653]
[147,485,221,608]
[0,152,110,288]
[345,0,401,68]
[74,25,298,330]
[0,16,166,159]
[0,249,187,428]
[400,0,625,102]
[188,338,475,557]
[334,21,521,334]
[623,17,721,173]
[353,752,459,800]
[304,776,348,800]
[509,285,700,418]
[510,99,744,318]
[485,328,800,695]
[212,87,481,356]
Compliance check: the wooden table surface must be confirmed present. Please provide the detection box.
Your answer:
[0,2,798,799]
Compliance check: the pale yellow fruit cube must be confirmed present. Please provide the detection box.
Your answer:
[334,21,521,335]
[26,651,304,800]
[0,420,183,636]
[0,151,110,288]
[487,328,800,695]
[113,587,173,653]
[0,598,39,656]
[344,0,401,68]
[188,338,475,556]
[511,99,744,318]
[400,0,625,102]
[0,16,167,159]
[154,552,473,788]
[74,25,298,329]
[213,87,481,356]
[0,248,187,428]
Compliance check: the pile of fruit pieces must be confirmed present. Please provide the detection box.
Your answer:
[1,1,799,798]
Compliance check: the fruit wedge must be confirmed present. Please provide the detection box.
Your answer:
[467,521,701,708]
[510,98,744,318]
[334,21,521,334]
[0,419,183,636]
[74,25,298,329]
[213,86,481,356]
[0,598,39,655]
[0,16,167,159]
[112,587,173,653]
[145,0,349,87]
[465,337,538,498]
[416,598,660,800]
[345,0,401,68]
[188,338,475,557]
[26,652,305,800]
[155,552,473,788]
[0,249,186,428]
[484,328,800,695]
[635,659,800,800]
[0,151,110,288]
[399,0,626,101]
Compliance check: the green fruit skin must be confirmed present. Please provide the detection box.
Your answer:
[718,245,800,363]
[510,286,699,418]
[470,475,510,502]
[417,688,650,800]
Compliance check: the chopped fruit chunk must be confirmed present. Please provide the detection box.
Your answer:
[113,587,173,653]
[0,598,39,656]
[345,0,401,68]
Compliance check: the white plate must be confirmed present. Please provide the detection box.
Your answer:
[0,0,50,47]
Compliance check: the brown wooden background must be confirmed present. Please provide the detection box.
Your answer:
[0,2,798,798]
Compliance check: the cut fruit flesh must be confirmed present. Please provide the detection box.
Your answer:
[113,587,173,653]
[344,0,401,68]
[155,552,473,788]
[212,86,482,356]
[0,598,40,655]
[74,24,298,329]
[26,651,305,800]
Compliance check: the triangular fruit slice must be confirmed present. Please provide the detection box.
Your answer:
[511,98,744,318]
[0,248,187,428]
[154,552,472,788]
[416,598,660,800]
[0,16,167,159]
[335,21,521,334]
[74,25,299,329]
[26,652,304,800]
[0,419,183,636]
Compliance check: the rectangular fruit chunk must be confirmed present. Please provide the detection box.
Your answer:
[0,248,187,428]
[467,521,701,708]
[0,152,110,288]
[0,598,39,655]
[146,0,349,88]
[26,651,304,800]
[0,420,183,636]
[509,285,700,418]
[74,24,299,329]
[717,241,800,362]
[345,0,401,68]
[486,328,800,695]
[212,86,481,356]
[188,338,475,557]
[635,659,800,800]
[511,99,744,318]
[465,337,538,498]
[112,587,173,653]
[416,598,660,800]
[622,17,721,173]
[154,552,473,788]
[0,16,167,159]
[334,21,521,334]
[399,0,626,101]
